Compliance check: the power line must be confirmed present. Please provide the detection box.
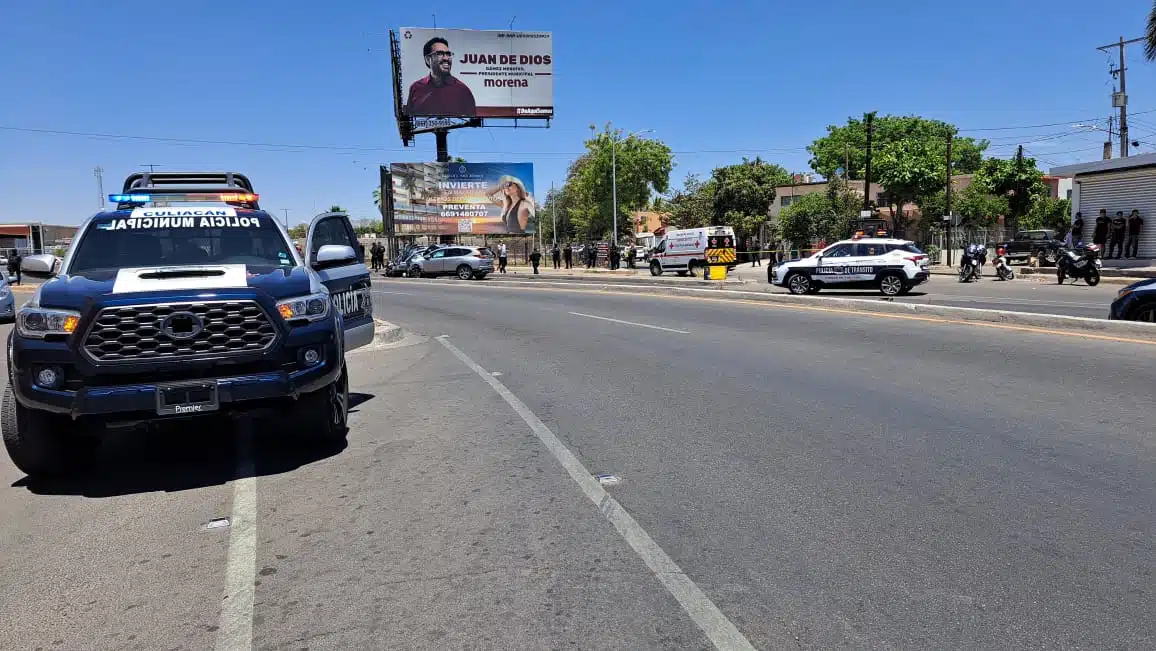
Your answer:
[6,110,1156,159]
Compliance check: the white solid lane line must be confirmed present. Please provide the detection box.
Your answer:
[436,336,756,651]
[215,429,257,651]
[568,311,690,334]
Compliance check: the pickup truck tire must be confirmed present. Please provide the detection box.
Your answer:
[1036,248,1057,266]
[2,384,98,478]
[294,365,348,444]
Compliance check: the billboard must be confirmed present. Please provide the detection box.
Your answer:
[398,28,553,119]
[390,162,536,235]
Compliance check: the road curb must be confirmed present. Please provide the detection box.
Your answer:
[420,278,1156,342]
[372,319,403,345]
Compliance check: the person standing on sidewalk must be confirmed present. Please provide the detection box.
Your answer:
[1070,212,1084,246]
[609,244,620,270]
[750,238,761,266]
[1126,209,1143,259]
[7,251,21,286]
[1093,209,1110,251]
[530,247,542,274]
[551,242,561,269]
[563,242,573,269]
[1109,211,1127,259]
[498,242,508,273]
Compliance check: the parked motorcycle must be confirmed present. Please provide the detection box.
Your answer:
[958,243,987,282]
[1056,243,1102,286]
[993,247,1015,281]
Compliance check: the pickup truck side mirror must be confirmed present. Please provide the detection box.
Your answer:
[313,244,358,270]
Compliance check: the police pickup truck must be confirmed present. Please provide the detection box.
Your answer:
[3,172,373,478]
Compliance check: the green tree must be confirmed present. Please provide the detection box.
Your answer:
[329,205,345,213]
[972,155,1048,231]
[567,124,674,240]
[665,174,715,230]
[1147,2,1156,61]
[372,187,381,208]
[807,115,987,180]
[816,177,860,241]
[709,157,791,239]
[1021,196,1072,233]
[288,224,307,239]
[778,193,831,249]
[875,137,949,236]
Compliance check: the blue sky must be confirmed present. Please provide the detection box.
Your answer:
[1,0,1153,227]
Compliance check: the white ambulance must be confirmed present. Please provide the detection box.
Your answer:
[648,226,736,277]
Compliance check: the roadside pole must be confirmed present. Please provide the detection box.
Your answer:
[946,129,954,268]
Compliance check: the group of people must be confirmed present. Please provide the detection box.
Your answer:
[368,242,388,271]
[1069,209,1144,259]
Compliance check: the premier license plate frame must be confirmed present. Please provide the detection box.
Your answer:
[156,381,220,416]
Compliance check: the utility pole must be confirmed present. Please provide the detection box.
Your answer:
[1011,145,1024,233]
[1097,37,1143,158]
[142,164,161,172]
[945,129,954,268]
[843,143,850,185]
[281,208,290,230]
[862,112,876,212]
[93,166,104,211]
[551,182,558,247]
[1104,115,1115,160]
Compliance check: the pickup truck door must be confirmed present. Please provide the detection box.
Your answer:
[305,212,374,352]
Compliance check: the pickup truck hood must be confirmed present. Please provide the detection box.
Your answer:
[34,265,316,312]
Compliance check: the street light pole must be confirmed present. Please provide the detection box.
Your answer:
[610,128,653,249]
[281,209,290,230]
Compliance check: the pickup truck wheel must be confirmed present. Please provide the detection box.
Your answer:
[2,384,98,478]
[294,365,348,444]
[1037,249,1057,266]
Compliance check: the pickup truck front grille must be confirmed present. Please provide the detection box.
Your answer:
[83,301,277,363]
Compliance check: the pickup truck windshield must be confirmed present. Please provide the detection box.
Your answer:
[68,212,295,279]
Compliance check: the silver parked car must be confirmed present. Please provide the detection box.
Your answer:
[0,275,14,322]
[409,246,494,280]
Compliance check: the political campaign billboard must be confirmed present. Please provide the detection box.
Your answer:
[390,162,536,235]
[397,28,553,119]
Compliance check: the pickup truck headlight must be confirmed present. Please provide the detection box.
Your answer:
[17,307,81,338]
[276,292,330,322]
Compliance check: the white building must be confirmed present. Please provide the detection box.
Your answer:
[1051,154,1156,259]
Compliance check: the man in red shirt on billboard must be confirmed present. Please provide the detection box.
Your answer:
[406,37,477,117]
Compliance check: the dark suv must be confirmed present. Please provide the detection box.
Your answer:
[4,172,373,478]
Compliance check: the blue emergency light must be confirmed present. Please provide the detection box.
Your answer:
[109,194,151,203]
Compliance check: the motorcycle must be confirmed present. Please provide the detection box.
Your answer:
[1056,243,1102,286]
[958,243,987,283]
[993,247,1015,281]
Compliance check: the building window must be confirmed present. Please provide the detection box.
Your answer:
[1067,189,1073,200]
[781,195,796,207]
[876,192,889,207]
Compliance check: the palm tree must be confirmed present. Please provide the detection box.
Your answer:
[372,187,381,208]
[1148,2,1156,61]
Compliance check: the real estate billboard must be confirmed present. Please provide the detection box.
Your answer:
[397,28,553,119]
[390,162,536,235]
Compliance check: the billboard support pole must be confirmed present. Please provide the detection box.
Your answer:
[435,129,450,163]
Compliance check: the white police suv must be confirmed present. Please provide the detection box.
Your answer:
[769,238,930,296]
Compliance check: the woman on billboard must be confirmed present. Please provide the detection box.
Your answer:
[488,175,536,234]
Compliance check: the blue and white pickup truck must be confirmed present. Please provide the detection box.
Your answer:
[3,172,373,478]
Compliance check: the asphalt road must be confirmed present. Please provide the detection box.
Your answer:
[451,265,1128,319]
[1,281,1152,649]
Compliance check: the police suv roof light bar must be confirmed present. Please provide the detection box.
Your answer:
[112,172,260,210]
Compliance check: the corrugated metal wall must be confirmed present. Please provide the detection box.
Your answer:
[1074,168,1156,258]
